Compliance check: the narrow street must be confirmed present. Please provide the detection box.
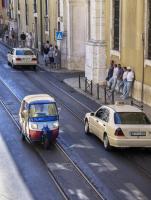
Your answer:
[0,43,151,200]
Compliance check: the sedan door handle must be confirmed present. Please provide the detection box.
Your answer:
[103,124,106,126]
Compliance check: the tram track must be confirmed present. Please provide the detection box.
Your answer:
[22,70,151,181]
[0,61,151,198]
[0,76,105,199]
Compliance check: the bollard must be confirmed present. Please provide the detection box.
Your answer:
[90,80,93,95]
[85,77,87,92]
[79,74,81,89]
[111,91,114,104]
[104,86,107,104]
[97,84,99,99]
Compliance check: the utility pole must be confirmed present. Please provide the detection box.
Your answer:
[40,0,43,53]
[141,33,145,110]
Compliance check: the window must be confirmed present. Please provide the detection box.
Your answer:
[114,112,151,124]
[33,0,37,13]
[18,0,20,10]
[25,0,28,25]
[96,108,109,122]
[45,0,48,15]
[29,103,58,118]
[113,0,120,50]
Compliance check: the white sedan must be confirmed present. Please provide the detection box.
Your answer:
[7,48,37,70]
[84,102,151,150]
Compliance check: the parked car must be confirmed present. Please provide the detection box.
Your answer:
[7,48,37,70]
[84,101,151,150]
[19,94,59,149]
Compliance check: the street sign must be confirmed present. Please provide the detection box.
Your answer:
[56,31,63,40]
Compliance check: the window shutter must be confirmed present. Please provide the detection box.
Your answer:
[113,0,120,51]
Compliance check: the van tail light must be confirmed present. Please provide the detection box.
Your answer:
[32,58,37,61]
[115,128,124,136]
[16,57,21,61]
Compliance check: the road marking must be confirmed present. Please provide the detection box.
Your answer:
[3,64,11,69]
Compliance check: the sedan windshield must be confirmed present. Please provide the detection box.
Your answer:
[114,112,151,124]
[16,50,34,55]
[29,103,58,118]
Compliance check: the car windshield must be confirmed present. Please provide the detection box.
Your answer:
[16,50,34,55]
[114,112,151,124]
[29,103,58,118]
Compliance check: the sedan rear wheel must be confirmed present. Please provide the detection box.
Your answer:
[103,133,111,151]
[85,121,90,135]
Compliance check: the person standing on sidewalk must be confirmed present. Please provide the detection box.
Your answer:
[54,45,61,69]
[43,41,50,66]
[122,66,135,99]
[106,60,114,81]
[116,64,124,92]
[20,32,26,47]
[48,44,54,68]
[118,67,128,93]
[108,64,119,91]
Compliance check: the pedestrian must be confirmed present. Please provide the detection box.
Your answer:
[20,32,26,47]
[108,64,119,91]
[48,44,54,68]
[10,28,16,47]
[118,67,128,93]
[54,45,61,69]
[27,32,33,48]
[122,66,135,99]
[43,41,50,66]
[106,60,114,81]
[116,64,124,92]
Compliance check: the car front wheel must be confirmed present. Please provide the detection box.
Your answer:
[85,121,90,135]
[103,133,111,151]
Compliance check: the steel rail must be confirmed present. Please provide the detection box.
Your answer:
[0,77,105,200]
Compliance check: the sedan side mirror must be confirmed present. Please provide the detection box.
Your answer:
[22,110,28,118]
[90,112,94,116]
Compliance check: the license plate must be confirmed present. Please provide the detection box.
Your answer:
[130,132,146,136]
[24,58,30,62]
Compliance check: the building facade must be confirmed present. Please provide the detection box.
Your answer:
[60,0,151,106]
[7,0,151,106]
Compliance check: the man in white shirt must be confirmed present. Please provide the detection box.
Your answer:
[122,66,135,99]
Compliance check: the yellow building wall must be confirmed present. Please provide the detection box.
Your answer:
[105,0,151,104]
[48,0,57,45]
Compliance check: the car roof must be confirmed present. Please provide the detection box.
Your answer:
[105,104,142,113]
[13,48,33,51]
[23,94,55,104]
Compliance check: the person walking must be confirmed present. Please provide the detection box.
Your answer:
[43,41,50,66]
[122,66,135,99]
[48,44,54,68]
[54,45,61,69]
[20,32,26,47]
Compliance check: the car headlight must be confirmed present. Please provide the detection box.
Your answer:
[52,121,59,129]
[31,124,38,129]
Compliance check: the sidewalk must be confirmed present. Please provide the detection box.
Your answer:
[1,39,151,120]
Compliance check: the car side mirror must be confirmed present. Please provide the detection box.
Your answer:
[58,107,61,113]
[22,110,28,118]
[90,112,94,116]
[8,51,11,54]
